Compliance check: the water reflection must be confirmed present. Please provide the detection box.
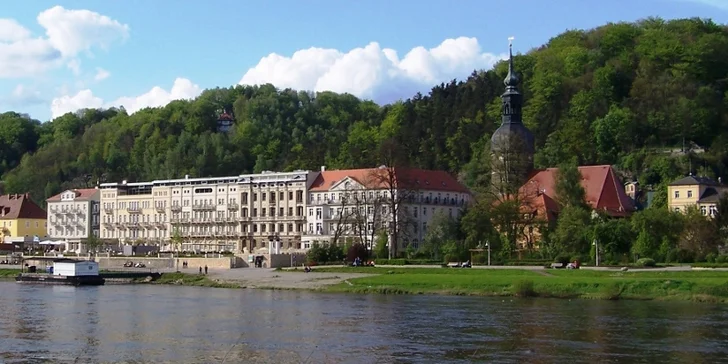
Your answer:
[0,282,727,363]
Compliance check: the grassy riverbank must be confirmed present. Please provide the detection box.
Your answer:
[304,267,728,302]
[0,269,19,279]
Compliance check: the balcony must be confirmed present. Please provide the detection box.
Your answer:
[227,203,239,210]
[192,203,215,211]
[127,206,141,214]
[309,199,336,206]
[155,205,166,212]
[103,205,113,213]
[171,205,182,212]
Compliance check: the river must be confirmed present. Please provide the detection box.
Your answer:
[0,282,726,363]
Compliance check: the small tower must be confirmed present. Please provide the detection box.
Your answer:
[490,37,535,196]
[216,109,234,133]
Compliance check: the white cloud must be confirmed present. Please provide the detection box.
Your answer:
[0,19,31,42]
[67,59,81,75]
[37,6,129,57]
[50,78,203,119]
[51,89,103,118]
[239,37,506,104]
[0,6,129,78]
[94,67,110,81]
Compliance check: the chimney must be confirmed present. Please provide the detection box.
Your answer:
[320,166,326,172]
[185,174,190,179]
[122,180,127,185]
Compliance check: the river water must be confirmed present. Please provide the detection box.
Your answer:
[0,282,727,363]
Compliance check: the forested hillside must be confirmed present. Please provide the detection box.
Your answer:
[2,17,728,208]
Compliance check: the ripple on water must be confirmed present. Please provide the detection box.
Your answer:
[0,284,728,363]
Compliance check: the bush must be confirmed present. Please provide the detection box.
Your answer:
[636,258,656,267]
[512,280,537,297]
[717,255,728,264]
[706,253,717,263]
[346,243,369,262]
[554,254,571,265]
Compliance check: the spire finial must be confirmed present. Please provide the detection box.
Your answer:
[504,36,519,87]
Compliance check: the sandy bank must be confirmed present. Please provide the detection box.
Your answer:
[206,268,374,289]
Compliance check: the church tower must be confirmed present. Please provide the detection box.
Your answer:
[490,38,535,196]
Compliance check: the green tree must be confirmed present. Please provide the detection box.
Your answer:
[554,157,587,208]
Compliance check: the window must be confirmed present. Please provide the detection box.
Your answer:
[674,191,680,198]
[687,190,693,198]
[700,206,707,215]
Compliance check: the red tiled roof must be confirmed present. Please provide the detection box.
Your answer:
[218,112,234,121]
[309,167,470,194]
[519,165,635,222]
[0,193,47,220]
[46,188,99,202]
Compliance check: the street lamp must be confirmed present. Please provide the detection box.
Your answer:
[591,210,600,267]
[486,241,491,266]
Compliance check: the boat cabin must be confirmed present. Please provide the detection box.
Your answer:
[53,259,100,277]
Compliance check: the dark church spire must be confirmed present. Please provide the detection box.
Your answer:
[490,37,535,197]
[504,37,520,89]
[500,37,523,125]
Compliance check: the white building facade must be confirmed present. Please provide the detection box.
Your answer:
[46,188,101,253]
[99,171,317,254]
[301,166,471,252]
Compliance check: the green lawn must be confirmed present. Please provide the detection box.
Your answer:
[0,269,19,278]
[305,267,728,302]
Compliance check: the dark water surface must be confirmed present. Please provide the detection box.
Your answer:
[0,282,727,363]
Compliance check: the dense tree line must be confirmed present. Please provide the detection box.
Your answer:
[2,17,728,263]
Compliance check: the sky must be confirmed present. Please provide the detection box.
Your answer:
[1,0,727,122]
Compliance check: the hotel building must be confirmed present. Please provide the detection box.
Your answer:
[301,166,471,251]
[99,171,316,253]
[46,188,101,253]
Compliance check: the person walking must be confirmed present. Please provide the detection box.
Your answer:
[204,265,208,275]
[199,266,202,274]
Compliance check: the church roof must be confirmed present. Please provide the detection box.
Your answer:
[519,165,635,222]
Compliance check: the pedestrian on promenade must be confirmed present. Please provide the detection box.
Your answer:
[199,266,202,274]
[204,265,208,274]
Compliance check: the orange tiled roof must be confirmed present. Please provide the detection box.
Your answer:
[519,165,635,222]
[0,193,47,220]
[46,188,99,202]
[309,167,470,194]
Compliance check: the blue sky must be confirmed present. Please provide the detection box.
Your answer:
[1,0,726,122]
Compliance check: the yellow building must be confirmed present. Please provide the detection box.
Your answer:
[667,175,728,217]
[0,193,48,243]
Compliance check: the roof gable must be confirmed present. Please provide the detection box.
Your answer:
[46,188,99,202]
[669,175,719,187]
[0,194,47,219]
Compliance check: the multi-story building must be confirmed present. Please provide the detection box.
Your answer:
[301,166,471,252]
[0,193,47,245]
[668,175,727,217]
[99,171,316,253]
[46,188,101,253]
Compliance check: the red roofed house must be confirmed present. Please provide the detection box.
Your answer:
[46,188,101,253]
[516,165,636,250]
[0,193,48,247]
[302,166,471,254]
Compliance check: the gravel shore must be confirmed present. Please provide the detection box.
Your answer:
[206,267,374,289]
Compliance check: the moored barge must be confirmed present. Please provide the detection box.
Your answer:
[16,259,105,286]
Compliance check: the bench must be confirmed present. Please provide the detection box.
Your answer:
[447,262,461,268]
[550,262,565,269]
